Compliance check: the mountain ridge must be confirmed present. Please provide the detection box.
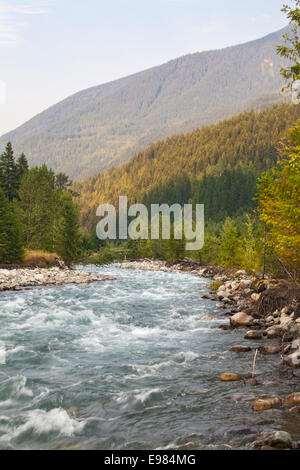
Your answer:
[0,26,289,179]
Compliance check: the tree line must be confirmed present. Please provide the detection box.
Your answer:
[0,142,85,265]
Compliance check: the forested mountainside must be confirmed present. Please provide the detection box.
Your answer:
[74,104,300,230]
[0,27,289,179]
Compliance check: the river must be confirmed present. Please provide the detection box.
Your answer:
[0,265,299,450]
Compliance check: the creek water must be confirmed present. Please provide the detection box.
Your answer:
[0,265,299,450]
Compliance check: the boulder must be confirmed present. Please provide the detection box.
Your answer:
[230,312,254,328]
[285,351,300,368]
[266,326,282,339]
[269,431,293,449]
[291,338,300,350]
[251,293,261,302]
[230,346,252,353]
[280,314,293,330]
[244,330,264,340]
[284,392,300,406]
[288,406,300,414]
[259,345,281,355]
[235,270,247,277]
[220,373,245,382]
[253,431,293,449]
[252,397,282,411]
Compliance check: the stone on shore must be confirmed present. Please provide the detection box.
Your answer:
[284,392,300,406]
[288,406,300,414]
[220,373,245,382]
[230,346,252,353]
[244,330,264,340]
[0,267,115,291]
[266,326,282,339]
[254,431,293,449]
[230,312,254,328]
[252,397,282,411]
[259,345,281,355]
[285,351,300,368]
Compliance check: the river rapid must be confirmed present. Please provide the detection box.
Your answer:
[0,265,299,450]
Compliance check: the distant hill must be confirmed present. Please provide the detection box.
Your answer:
[74,104,300,230]
[0,27,289,179]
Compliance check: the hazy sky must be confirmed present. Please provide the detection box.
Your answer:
[0,0,288,136]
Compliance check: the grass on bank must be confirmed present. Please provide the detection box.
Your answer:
[23,250,61,268]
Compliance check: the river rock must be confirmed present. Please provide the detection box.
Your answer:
[284,392,300,406]
[269,431,293,449]
[259,345,281,355]
[285,351,300,368]
[253,431,293,449]
[288,406,300,414]
[235,270,247,277]
[251,293,261,302]
[220,373,245,382]
[230,346,252,353]
[266,326,282,339]
[291,338,300,350]
[244,330,264,340]
[230,312,254,328]
[252,397,282,411]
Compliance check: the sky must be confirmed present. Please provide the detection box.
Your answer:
[0,0,288,136]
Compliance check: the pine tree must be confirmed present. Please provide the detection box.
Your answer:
[16,153,29,187]
[54,191,80,265]
[0,142,18,201]
[0,189,24,264]
[219,217,242,267]
[16,164,56,249]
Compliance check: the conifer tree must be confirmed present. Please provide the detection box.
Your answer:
[16,165,56,249]
[0,142,18,201]
[54,191,80,265]
[16,153,29,187]
[0,189,24,264]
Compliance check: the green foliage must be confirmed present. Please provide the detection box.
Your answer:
[277,1,300,92]
[15,162,81,264]
[0,189,24,264]
[256,121,300,275]
[0,27,288,179]
[0,143,29,201]
[76,104,300,231]
[0,142,18,201]
[16,165,56,250]
[54,191,80,265]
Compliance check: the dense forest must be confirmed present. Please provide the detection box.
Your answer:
[1,102,299,278]
[0,27,288,179]
[75,103,300,230]
[0,143,86,265]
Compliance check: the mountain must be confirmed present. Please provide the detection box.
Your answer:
[74,103,300,230]
[0,27,289,179]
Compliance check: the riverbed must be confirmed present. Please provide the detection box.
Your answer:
[0,265,299,450]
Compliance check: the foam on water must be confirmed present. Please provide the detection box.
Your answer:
[0,265,299,450]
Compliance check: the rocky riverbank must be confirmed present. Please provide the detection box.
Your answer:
[120,259,300,371]
[119,259,300,450]
[0,266,115,291]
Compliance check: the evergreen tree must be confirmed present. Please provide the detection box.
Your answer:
[16,153,29,187]
[0,189,24,264]
[0,142,18,201]
[54,191,80,265]
[16,165,56,249]
[219,218,242,267]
